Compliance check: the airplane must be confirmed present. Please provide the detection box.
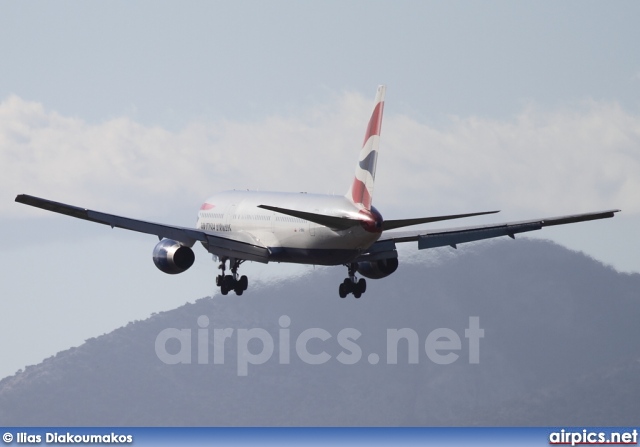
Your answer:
[15,85,620,298]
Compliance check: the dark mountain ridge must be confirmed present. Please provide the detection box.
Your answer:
[1,238,639,426]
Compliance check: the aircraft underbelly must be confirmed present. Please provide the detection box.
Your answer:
[266,227,379,265]
[267,247,361,265]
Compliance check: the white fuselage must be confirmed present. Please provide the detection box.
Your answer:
[195,190,382,265]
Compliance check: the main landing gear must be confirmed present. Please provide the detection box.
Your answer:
[339,263,367,299]
[216,258,248,296]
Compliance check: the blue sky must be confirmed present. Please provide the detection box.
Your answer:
[1,1,639,379]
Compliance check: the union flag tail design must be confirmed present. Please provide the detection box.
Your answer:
[347,85,385,210]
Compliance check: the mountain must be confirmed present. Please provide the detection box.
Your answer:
[1,238,639,426]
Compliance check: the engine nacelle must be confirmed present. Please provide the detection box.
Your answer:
[355,257,399,279]
[153,239,195,274]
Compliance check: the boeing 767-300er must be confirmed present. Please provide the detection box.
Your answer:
[15,86,620,298]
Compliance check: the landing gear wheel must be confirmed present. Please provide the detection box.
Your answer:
[221,275,233,296]
[234,283,244,296]
[338,263,367,298]
[239,275,248,291]
[357,278,367,294]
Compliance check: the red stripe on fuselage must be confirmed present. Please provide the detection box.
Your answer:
[358,207,383,233]
[200,203,215,210]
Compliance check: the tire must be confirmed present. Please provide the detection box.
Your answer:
[339,283,347,298]
[235,286,244,296]
[353,290,361,299]
[357,278,367,294]
[239,275,248,291]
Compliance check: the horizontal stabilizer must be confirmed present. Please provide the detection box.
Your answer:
[257,205,362,231]
[382,210,500,231]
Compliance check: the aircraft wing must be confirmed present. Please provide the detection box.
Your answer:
[14,194,270,263]
[377,209,620,250]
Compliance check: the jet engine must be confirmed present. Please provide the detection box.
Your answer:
[355,257,399,279]
[152,239,195,274]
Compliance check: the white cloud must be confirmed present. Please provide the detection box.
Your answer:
[380,101,640,217]
[2,93,639,221]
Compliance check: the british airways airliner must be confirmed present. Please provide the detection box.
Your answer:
[15,86,619,298]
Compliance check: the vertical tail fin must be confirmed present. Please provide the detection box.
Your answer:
[347,85,385,210]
